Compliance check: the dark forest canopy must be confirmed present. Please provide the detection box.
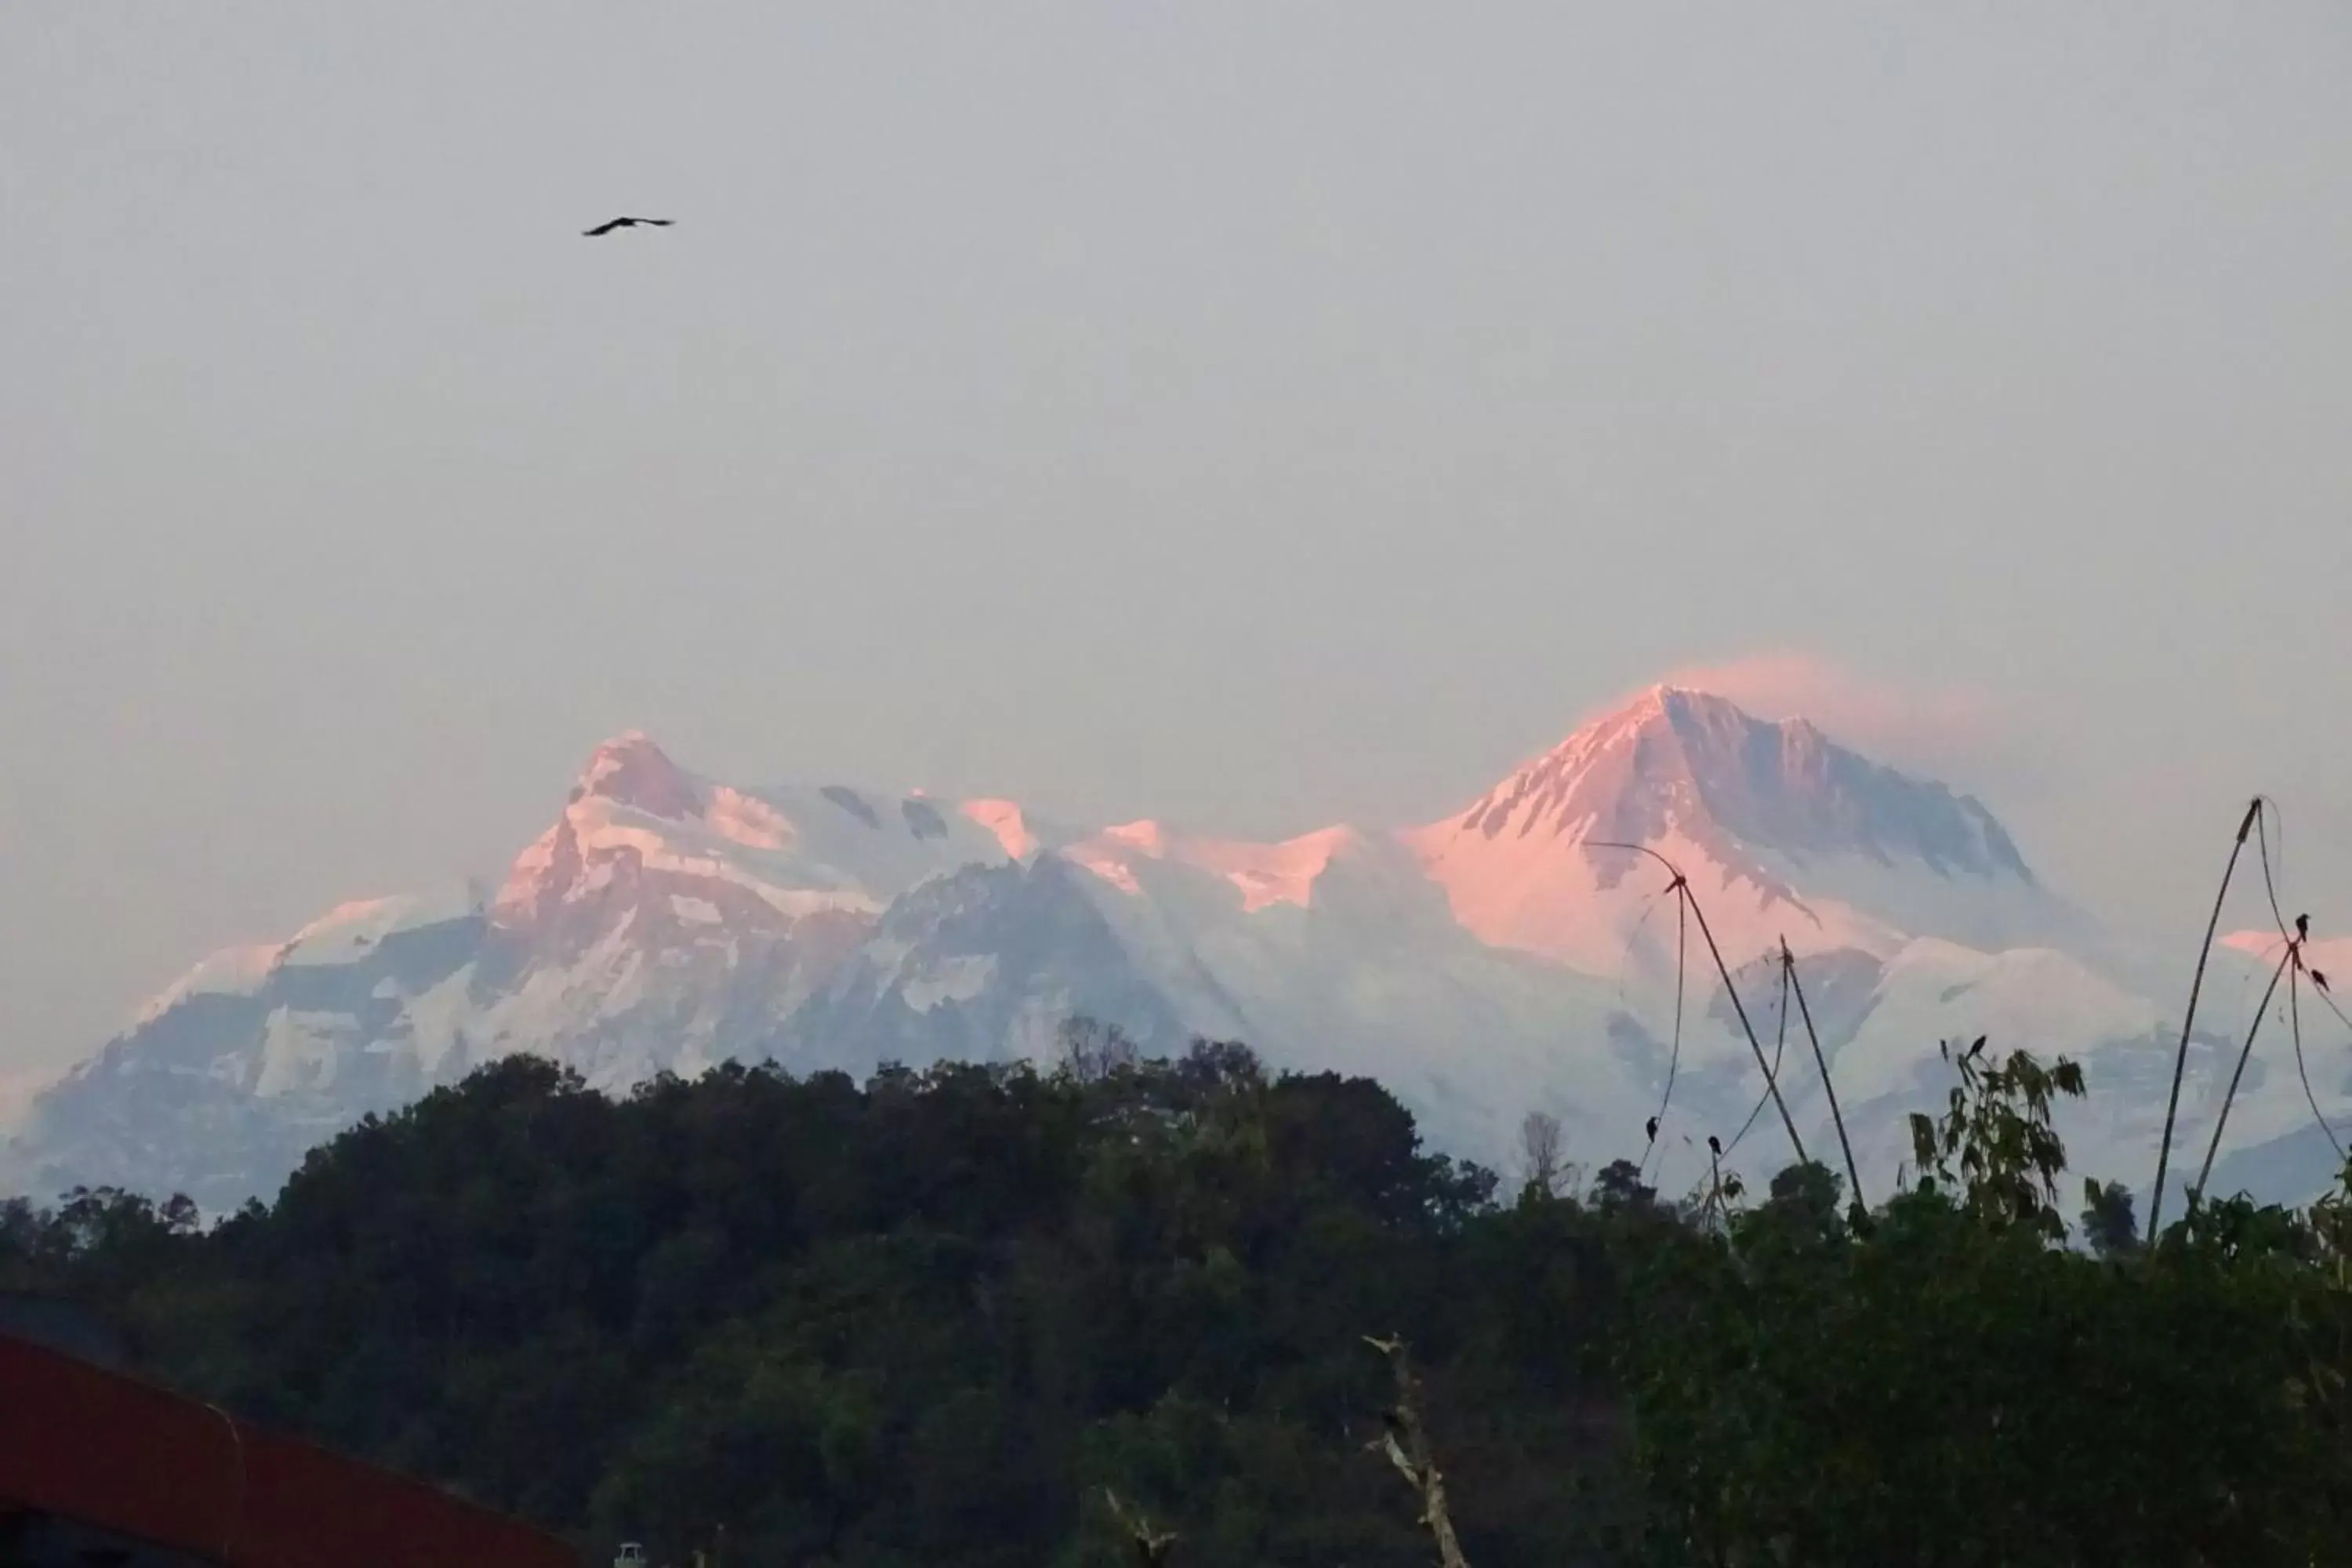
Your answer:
[7,1030,2352,1566]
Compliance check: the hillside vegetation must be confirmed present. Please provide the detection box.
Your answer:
[6,1030,2350,1566]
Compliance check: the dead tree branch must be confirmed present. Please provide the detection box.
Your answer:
[1364,1334,1472,1568]
[1102,1489,1178,1565]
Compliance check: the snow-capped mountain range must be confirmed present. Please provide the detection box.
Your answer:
[5,686,2337,1214]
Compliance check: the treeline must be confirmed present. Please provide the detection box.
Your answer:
[5,1030,2352,1566]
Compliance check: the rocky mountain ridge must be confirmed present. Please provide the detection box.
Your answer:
[5,688,2328,1213]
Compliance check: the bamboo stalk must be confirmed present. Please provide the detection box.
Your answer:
[1783,938,1865,1211]
[2191,940,2298,1202]
[1640,890,1690,1180]
[2147,798,2260,1242]
[1682,884,1807,1164]
[1588,844,1806,1165]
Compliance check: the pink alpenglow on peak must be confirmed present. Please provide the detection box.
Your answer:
[277,893,474,966]
[960,800,1041,860]
[1407,684,2063,975]
[1062,820,1370,913]
[573,731,700,819]
[704,786,796,852]
[19,682,2167,1221]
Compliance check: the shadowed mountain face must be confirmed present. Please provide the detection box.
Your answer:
[1,689,2309,1212]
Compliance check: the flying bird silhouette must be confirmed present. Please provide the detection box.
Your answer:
[582,216,673,237]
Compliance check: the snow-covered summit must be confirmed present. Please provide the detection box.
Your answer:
[1409,684,2080,975]
[5,696,2317,1214]
[1425,684,2029,882]
[500,731,1024,926]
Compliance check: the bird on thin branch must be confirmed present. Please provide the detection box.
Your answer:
[582,216,674,237]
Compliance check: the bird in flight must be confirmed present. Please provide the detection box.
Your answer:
[582,216,673,238]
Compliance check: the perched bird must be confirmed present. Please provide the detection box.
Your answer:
[2314,969,2332,993]
[1707,1134,1722,1158]
[1965,1036,1987,1062]
[582,216,673,237]
[1645,1116,1660,1143]
[2296,913,2311,941]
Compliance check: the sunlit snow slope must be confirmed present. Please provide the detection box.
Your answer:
[6,690,2331,1212]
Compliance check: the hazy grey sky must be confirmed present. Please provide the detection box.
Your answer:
[5,4,2350,1077]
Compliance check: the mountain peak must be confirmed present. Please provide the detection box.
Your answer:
[1434,684,2026,877]
[1405,684,2051,971]
[1646,683,1809,746]
[17,687,2160,1218]
[572,731,699,819]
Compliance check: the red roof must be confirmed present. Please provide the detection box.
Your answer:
[0,1332,576,1567]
